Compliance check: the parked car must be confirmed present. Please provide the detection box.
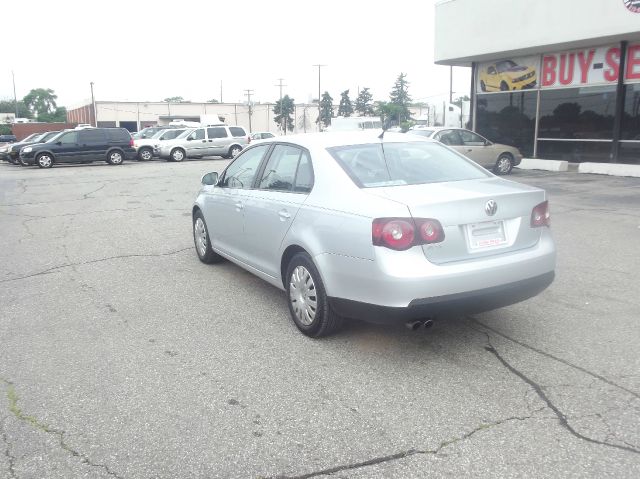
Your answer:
[0,134,17,145]
[158,125,249,161]
[135,128,188,161]
[14,131,63,166]
[250,132,276,141]
[192,132,555,337]
[19,127,135,168]
[135,125,183,140]
[407,127,523,174]
[1,132,53,164]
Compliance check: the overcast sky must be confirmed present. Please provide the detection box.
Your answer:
[1,0,470,108]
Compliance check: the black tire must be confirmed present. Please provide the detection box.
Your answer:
[107,150,124,165]
[480,80,487,92]
[36,153,54,168]
[494,153,514,175]
[227,145,242,159]
[138,147,153,161]
[8,156,18,165]
[170,148,185,162]
[285,252,343,338]
[193,210,223,264]
[500,81,509,91]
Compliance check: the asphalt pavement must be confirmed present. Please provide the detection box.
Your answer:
[0,159,639,478]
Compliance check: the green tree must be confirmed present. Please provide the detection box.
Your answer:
[38,106,67,123]
[23,88,58,118]
[452,95,470,108]
[389,73,412,124]
[374,101,404,127]
[318,91,334,128]
[0,100,32,118]
[163,96,185,102]
[354,87,374,116]
[273,94,295,132]
[337,89,353,117]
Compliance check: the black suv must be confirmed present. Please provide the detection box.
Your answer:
[0,134,17,144]
[20,128,135,168]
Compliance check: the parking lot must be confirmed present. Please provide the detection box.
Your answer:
[1,159,639,478]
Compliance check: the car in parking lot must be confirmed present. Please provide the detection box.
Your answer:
[20,127,135,168]
[134,127,188,161]
[1,132,59,164]
[250,131,276,141]
[0,134,17,145]
[407,127,523,174]
[158,125,249,161]
[192,132,555,337]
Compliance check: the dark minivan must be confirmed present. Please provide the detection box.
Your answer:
[20,128,135,168]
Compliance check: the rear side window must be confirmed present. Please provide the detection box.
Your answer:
[106,128,131,142]
[328,142,489,188]
[229,127,246,137]
[207,127,227,139]
[79,129,107,144]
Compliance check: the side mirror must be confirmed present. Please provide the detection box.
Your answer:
[201,172,219,186]
[485,140,492,146]
[56,141,62,145]
[187,136,193,141]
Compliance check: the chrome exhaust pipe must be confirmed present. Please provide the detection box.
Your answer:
[405,320,423,331]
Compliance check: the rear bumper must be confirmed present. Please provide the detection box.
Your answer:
[330,271,554,324]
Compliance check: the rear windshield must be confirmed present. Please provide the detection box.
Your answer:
[327,141,490,188]
[407,129,434,137]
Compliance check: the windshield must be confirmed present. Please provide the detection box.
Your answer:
[45,131,67,143]
[328,141,490,188]
[407,129,434,137]
[176,128,196,139]
[496,60,517,72]
[40,131,60,142]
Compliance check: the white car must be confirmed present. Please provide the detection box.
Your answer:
[192,132,555,337]
[134,128,188,161]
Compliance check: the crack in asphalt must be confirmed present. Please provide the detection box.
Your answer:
[0,247,192,284]
[267,411,547,479]
[1,418,17,479]
[82,184,106,199]
[469,318,640,400]
[1,379,124,479]
[473,328,640,455]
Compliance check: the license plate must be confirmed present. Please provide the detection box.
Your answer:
[467,220,507,249]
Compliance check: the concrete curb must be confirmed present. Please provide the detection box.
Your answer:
[515,158,569,172]
[578,162,640,178]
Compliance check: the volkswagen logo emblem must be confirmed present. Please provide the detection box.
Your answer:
[485,200,498,216]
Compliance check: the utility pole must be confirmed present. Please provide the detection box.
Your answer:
[11,71,18,118]
[220,80,223,103]
[313,64,326,131]
[90,82,96,126]
[275,78,287,134]
[449,66,453,104]
[244,89,254,133]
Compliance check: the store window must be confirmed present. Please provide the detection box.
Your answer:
[538,86,616,139]
[475,91,536,156]
[621,83,640,141]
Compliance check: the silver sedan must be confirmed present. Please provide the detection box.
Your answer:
[192,132,555,337]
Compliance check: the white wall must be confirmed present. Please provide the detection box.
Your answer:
[435,0,640,64]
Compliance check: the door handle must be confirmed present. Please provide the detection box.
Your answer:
[202,140,207,143]
[235,202,244,210]
[467,148,473,152]
[278,209,291,220]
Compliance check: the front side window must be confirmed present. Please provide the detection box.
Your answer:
[59,132,78,144]
[189,129,205,140]
[207,127,228,139]
[459,130,486,146]
[259,144,303,191]
[219,145,269,189]
[328,142,489,188]
[161,129,184,140]
[436,130,463,146]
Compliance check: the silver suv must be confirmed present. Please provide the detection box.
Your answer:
[157,125,249,162]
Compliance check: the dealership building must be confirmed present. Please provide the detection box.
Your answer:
[435,0,640,164]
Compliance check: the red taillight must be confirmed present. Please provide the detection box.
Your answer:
[372,218,444,251]
[247,135,251,144]
[531,201,550,227]
[129,138,134,147]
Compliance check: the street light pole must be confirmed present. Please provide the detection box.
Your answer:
[90,82,96,127]
[313,64,326,131]
[12,71,18,118]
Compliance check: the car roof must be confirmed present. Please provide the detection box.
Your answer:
[254,131,437,149]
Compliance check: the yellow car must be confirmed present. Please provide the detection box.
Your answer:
[479,60,537,92]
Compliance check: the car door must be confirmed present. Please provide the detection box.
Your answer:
[241,144,313,278]
[52,131,83,162]
[203,144,270,260]
[458,129,496,168]
[207,127,229,156]
[434,129,465,156]
[185,128,207,157]
[78,128,107,161]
